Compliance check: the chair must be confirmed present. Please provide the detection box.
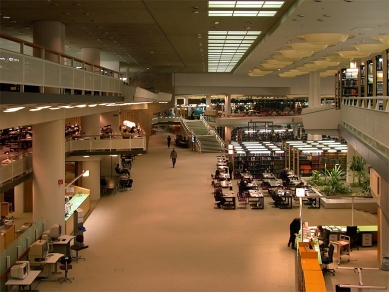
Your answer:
[237,191,247,209]
[346,226,359,250]
[58,256,74,283]
[71,235,89,262]
[119,176,133,191]
[321,244,336,276]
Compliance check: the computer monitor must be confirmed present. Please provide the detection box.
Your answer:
[48,224,62,240]
[10,261,30,279]
[29,240,49,262]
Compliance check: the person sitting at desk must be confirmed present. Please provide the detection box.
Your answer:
[313,225,325,245]
[115,164,131,176]
[214,187,226,209]
[239,177,249,193]
[279,167,290,185]
[215,169,221,180]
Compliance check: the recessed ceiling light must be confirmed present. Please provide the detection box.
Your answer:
[297,14,305,17]
[214,21,219,24]
[293,18,300,21]
[50,3,59,7]
[63,12,69,16]
[74,3,81,7]
[323,14,331,17]
[3,16,10,19]
[10,20,16,23]
[318,18,325,22]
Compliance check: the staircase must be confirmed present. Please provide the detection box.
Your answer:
[185,120,224,153]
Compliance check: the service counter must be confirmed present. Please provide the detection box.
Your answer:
[0,224,15,252]
[64,193,90,235]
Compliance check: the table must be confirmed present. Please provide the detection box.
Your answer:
[222,194,236,209]
[277,191,293,209]
[220,180,232,188]
[5,270,40,291]
[331,236,351,265]
[304,193,321,209]
[247,190,264,209]
[262,173,277,180]
[30,253,64,281]
[218,173,230,180]
[52,235,75,256]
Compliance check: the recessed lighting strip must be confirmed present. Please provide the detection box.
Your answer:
[208,30,261,72]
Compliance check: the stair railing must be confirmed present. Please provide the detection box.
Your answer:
[179,117,202,153]
[200,115,225,150]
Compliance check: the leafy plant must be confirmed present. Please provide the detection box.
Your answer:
[349,156,366,184]
[321,165,352,196]
[308,170,326,186]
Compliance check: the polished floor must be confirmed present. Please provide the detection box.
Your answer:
[14,131,388,291]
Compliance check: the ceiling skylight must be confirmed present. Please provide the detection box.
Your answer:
[209,1,284,9]
[208,31,261,72]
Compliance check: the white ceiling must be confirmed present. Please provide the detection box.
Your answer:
[1,0,387,77]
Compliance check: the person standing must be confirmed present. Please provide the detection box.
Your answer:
[170,148,177,168]
[227,160,234,179]
[288,217,301,249]
[167,135,171,148]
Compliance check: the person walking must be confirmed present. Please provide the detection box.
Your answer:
[170,147,177,168]
[167,135,171,148]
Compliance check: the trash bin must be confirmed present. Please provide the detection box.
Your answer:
[382,256,389,271]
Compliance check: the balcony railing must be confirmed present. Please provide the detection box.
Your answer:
[0,33,123,95]
[0,151,32,187]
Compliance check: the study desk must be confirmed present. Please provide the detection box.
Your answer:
[52,235,75,256]
[30,253,64,281]
[277,191,293,209]
[262,173,277,180]
[331,236,351,265]
[5,270,40,291]
[303,193,321,209]
[222,194,236,209]
[247,190,264,209]
[220,180,232,188]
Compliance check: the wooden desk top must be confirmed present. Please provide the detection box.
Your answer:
[6,270,40,286]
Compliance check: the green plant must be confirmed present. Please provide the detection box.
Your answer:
[308,170,326,186]
[349,156,366,184]
[321,165,352,196]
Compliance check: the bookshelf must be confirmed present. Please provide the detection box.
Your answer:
[341,68,359,97]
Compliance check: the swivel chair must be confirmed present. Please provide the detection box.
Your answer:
[71,234,89,262]
[58,256,74,283]
[321,244,336,276]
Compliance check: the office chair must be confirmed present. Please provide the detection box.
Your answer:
[346,226,359,250]
[71,235,89,262]
[237,191,247,209]
[58,256,74,283]
[321,244,336,276]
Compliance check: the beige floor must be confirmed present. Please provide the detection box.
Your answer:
[11,131,388,291]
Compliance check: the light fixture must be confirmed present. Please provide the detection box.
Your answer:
[3,106,25,112]
[352,43,389,53]
[313,60,340,67]
[335,50,371,58]
[371,34,389,45]
[287,42,327,52]
[297,33,354,46]
[278,50,314,58]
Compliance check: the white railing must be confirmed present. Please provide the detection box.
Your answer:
[179,117,201,152]
[341,96,389,159]
[200,116,225,149]
[0,33,123,95]
[342,96,389,112]
[0,151,32,187]
[65,136,146,152]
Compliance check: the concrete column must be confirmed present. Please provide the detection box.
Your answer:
[346,145,357,184]
[81,48,100,72]
[206,95,212,110]
[81,114,101,139]
[82,160,101,200]
[33,21,65,62]
[225,94,231,117]
[379,178,389,266]
[33,120,65,228]
[308,71,321,108]
[224,126,233,143]
[183,97,188,106]
[292,125,298,139]
[14,183,24,213]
